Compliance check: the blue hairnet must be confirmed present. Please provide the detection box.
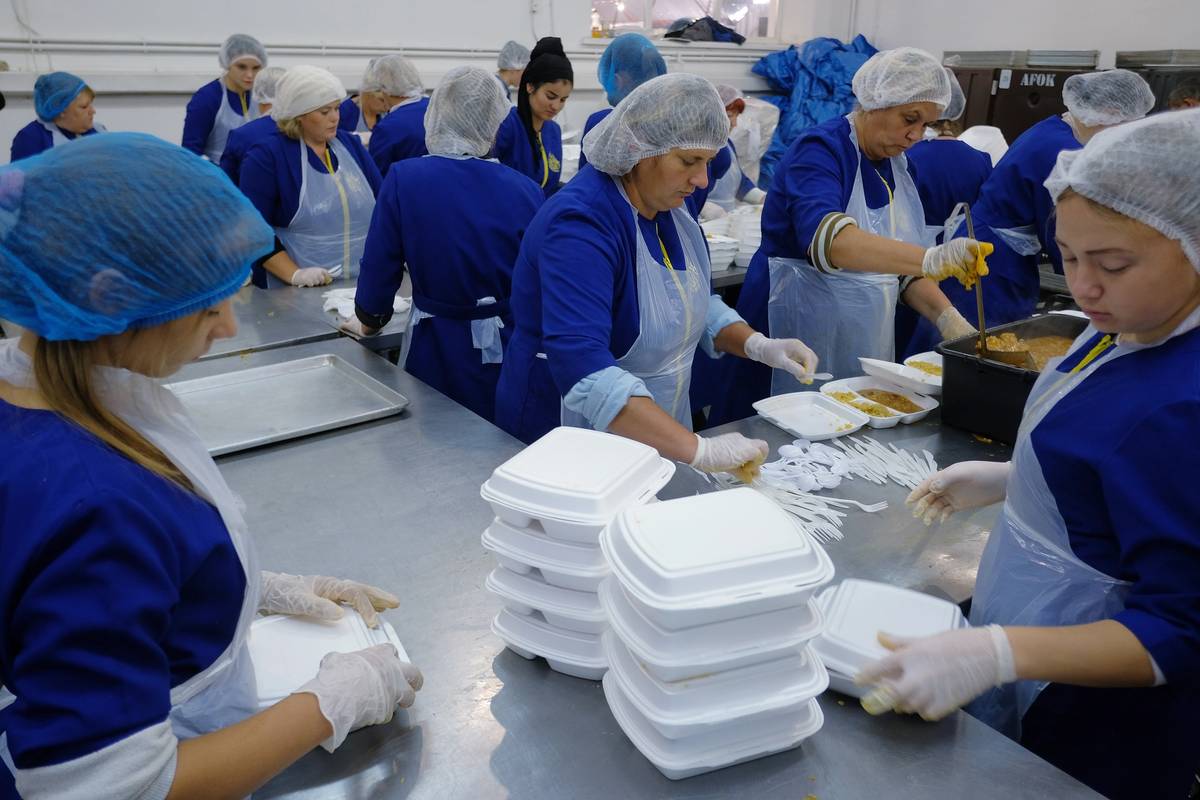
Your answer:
[598,33,667,106]
[0,133,273,341]
[34,72,88,122]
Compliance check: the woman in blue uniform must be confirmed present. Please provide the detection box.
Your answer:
[240,66,382,289]
[182,34,267,162]
[705,85,768,212]
[494,37,572,197]
[219,66,286,185]
[348,67,543,423]
[496,41,530,102]
[578,33,666,172]
[365,55,428,177]
[10,72,102,162]
[860,109,1200,800]
[338,58,391,135]
[0,134,421,800]
[495,74,820,475]
[712,48,986,425]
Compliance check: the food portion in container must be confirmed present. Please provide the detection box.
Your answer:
[857,389,921,414]
[829,391,896,418]
[981,333,1074,371]
[905,360,943,377]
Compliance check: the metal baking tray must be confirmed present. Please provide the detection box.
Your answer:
[166,355,409,456]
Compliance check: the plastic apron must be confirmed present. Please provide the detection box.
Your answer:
[274,136,376,286]
[399,154,507,367]
[37,120,70,149]
[0,340,261,763]
[203,86,255,163]
[766,114,928,392]
[561,177,710,430]
[708,143,743,212]
[967,330,1138,740]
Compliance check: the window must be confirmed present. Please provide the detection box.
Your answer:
[589,0,779,41]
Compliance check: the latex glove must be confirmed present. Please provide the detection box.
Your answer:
[743,187,767,204]
[259,571,400,628]
[922,238,993,288]
[689,432,769,475]
[296,644,423,752]
[856,625,1016,721]
[906,460,1011,525]
[699,201,727,222]
[935,306,977,341]
[743,332,819,384]
[340,316,379,338]
[291,267,334,288]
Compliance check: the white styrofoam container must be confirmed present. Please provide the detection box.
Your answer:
[599,578,823,682]
[481,517,608,592]
[752,391,870,441]
[485,566,606,635]
[820,376,937,426]
[249,611,409,709]
[902,350,943,390]
[480,428,675,543]
[603,631,829,739]
[812,580,967,696]
[858,356,943,398]
[603,672,824,781]
[491,608,608,681]
[600,488,835,630]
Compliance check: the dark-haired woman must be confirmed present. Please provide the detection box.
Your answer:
[494,37,572,197]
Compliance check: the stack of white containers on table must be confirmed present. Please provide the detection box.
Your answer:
[480,427,676,680]
[598,487,835,779]
[728,205,763,268]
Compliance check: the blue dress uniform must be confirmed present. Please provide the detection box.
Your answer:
[10,121,100,162]
[494,107,563,197]
[182,79,256,162]
[367,97,430,178]
[218,115,277,185]
[338,96,369,133]
[577,107,611,171]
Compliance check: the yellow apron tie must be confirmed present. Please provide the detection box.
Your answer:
[1070,334,1116,374]
[238,90,249,117]
[321,146,353,281]
[657,230,692,416]
[874,169,897,240]
[537,133,550,188]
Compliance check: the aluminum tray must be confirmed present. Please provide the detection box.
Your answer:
[167,354,409,456]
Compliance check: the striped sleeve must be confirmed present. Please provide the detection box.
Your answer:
[806,211,856,274]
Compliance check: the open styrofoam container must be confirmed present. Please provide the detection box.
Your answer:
[902,351,943,390]
[603,672,823,781]
[249,611,409,709]
[603,631,829,739]
[599,488,834,630]
[491,607,608,680]
[812,580,967,697]
[753,391,869,441]
[482,517,608,592]
[480,427,675,542]
[821,376,937,426]
[859,356,943,397]
[486,567,606,635]
[599,578,823,682]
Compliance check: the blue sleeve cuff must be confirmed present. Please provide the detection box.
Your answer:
[1113,607,1198,684]
[703,295,743,358]
[563,366,652,431]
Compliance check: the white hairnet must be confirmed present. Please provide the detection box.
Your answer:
[1062,69,1155,127]
[1045,108,1200,271]
[716,84,744,108]
[853,47,951,111]
[362,54,423,98]
[251,66,287,108]
[220,34,267,69]
[424,66,510,157]
[582,73,730,176]
[271,66,346,121]
[943,68,966,121]
[498,40,530,70]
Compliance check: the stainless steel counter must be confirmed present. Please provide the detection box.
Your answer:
[711,265,748,290]
[190,343,1099,799]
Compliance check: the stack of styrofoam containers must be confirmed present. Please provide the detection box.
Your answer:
[598,487,835,779]
[812,579,967,696]
[728,205,763,268]
[705,234,740,270]
[480,427,676,680]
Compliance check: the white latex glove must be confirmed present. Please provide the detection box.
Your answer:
[743,187,767,204]
[856,625,1016,721]
[699,201,727,222]
[743,332,819,384]
[339,316,379,338]
[906,460,1011,525]
[295,643,423,752]
[259,571,400,628]
[935,306,978,341]
[921,238,993,287]
[291,267,334,288]
[689,432,769,474]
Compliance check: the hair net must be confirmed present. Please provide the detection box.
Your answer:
[583,73,729,176]
[425,66,510,157]
[716,84,744,109]
[852,47,951,111]
[0,133,273,341]
[219,33,267,69]
[362,54,423,98]
[597,34,667,107]
[943,68,966,121]
[498,40,530,71]
[1045,108,1200,271]
[251,66,287,108]
[1062,69,1155,127]
[271,66,346,121]
[34,72,88,122]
